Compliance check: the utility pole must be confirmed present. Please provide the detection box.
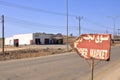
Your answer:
[107,16,119,36]
[66,0,69,51]
[2,15,4,55]
[76,16,83,36]
[106,29,108,34]
[117,29,120,36]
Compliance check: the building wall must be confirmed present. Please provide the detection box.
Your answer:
[5,37,13,46]
[13,33,33,45]
[33,33,52,44]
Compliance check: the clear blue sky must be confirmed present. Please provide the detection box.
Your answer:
[0,0,120,37]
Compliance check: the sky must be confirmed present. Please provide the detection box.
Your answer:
[0,0,120,37]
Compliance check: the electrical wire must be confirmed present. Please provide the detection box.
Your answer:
[0,0,76,17]
[0,1,113,32]
[0,0,113,35]
[5,16,111,34]
[83,17,113,30]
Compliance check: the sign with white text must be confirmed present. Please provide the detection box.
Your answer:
[74,34,111,61]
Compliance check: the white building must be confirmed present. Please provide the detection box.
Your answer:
[5,37,14,46]
[5,33,63,46]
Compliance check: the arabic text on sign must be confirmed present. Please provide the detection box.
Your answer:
[79,35,109,43]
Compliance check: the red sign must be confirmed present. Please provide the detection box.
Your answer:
[74,34,111,61]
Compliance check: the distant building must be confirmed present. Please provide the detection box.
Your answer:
[5,33,63,46]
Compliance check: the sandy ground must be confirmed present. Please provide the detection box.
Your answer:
[94,59,120,80]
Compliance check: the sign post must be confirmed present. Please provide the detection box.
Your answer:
[73,34,111,80]
[91,58,94,80]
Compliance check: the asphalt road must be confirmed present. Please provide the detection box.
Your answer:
[0,46,120,80]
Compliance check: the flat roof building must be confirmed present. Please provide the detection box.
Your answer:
[5,33,63,46]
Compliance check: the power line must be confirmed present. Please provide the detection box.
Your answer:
[5,16,67,28]
[0,0,113,34]
[83,17,113,30]
[5,16,74,32]
[5,16,111,34]
[0,1,112,32]
[5,16,75,30]
[0,1,76,17]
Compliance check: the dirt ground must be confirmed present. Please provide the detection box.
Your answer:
[0,43,118,61]
[0,45,72,61]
